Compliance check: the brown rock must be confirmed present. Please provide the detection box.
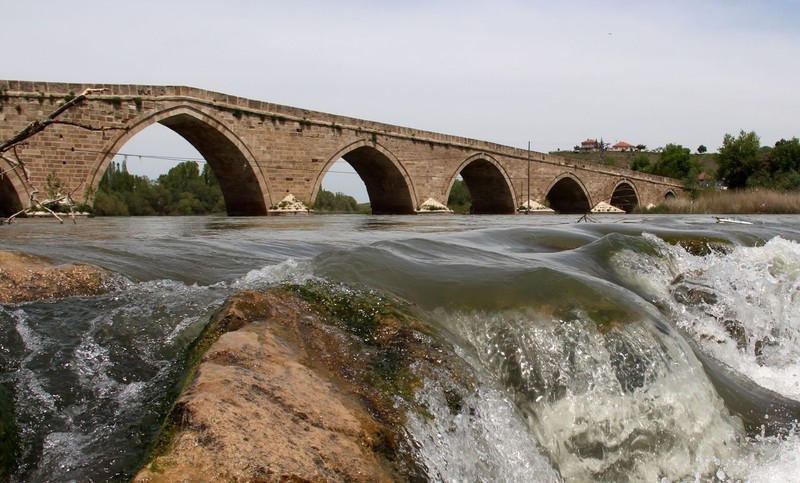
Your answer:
[0,250,121,304]
[134,289,427,482]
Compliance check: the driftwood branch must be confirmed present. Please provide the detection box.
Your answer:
[576,191,639,223]
[0,152,30,180]
[0,88,109,153]
[49,119,125,133]
[1,87,119,224]
[5,191,70,224]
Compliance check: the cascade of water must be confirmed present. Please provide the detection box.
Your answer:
[612,234,800,402]
[444,308,745,481]
[405,378,560,482]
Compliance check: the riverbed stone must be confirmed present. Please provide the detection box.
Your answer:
[135,286,469,482]
[0,250,121,304]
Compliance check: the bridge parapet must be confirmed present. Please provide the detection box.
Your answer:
[0,80,685,216]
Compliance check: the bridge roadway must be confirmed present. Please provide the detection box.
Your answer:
[0,80,684,216]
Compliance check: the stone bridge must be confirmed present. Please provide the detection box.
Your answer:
[0,80,684,216]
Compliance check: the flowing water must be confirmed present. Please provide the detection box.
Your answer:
[1,214,799,481]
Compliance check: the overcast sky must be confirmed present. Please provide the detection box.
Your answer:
[7,1,800,201]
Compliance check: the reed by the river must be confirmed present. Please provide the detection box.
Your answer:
[643,188,800,214]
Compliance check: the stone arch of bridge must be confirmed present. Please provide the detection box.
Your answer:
[610,179,640,213]
[0,158,29,216]
[545,173,592,214]
[312,139,417,214]
[89,105,271,216]
[449,153,516,214]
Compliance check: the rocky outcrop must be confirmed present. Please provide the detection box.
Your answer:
[0,250,122,304]
[136,285,471,482]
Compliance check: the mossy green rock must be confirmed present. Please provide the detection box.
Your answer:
[137,283,473,481]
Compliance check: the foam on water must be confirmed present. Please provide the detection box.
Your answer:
[406,379,560,482]
[610,233,800,478]
[742,431,800,482]
[613,235,800,401]
[11,309,49,364]
[5,277,233,480]
[73,335,117,399]
[12,310,60,415]
[233,258,312,290]
[35,431,91,477]
[446,308,747,481]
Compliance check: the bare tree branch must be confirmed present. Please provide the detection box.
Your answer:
[1,87,120,224]
[5,191,64,224]
[48,119,125,133]
[0,87,113,153]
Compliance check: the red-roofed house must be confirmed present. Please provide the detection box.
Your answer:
[610,141,638,152]
[580,139,600,151]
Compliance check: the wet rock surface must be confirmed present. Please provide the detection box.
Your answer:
[135,285,471,482]
[0,250,121,304]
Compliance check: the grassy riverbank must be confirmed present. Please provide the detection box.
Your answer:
[641,189,800,214]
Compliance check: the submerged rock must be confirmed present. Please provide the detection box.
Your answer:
[0,250,122,304]
[135,284,472,482]
[660,236,733,257]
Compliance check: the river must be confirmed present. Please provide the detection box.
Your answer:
[1,214,799,481]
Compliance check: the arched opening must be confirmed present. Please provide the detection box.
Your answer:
[446,175,471,213]
[92,107,268,216]
[451,157,515,214]
[159,113,266,216]
[0,171,23,217]
[315,158,369,213]
[664,190,676,200]
[94,123,224,216]
[546,176,591,214]
[610,181,639,213]
[316,144,415,215]
[113,123,202,179]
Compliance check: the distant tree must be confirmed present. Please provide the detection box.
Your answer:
[630,154,652,172]
[697,145,707,154]
[158,161,224,214]
[767,138,800,174]
[94,160,224,215]
[313,188,360,213]
[716,130,761,189]
[158,161,201,194]
[100,164,148,214]
[651,143,700,194]
[447,179,472,213]
[196,164,225,213]
[636,144,647,151]
[650,144,694,178]
[93,190,130,216]
[747,138,800,190]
